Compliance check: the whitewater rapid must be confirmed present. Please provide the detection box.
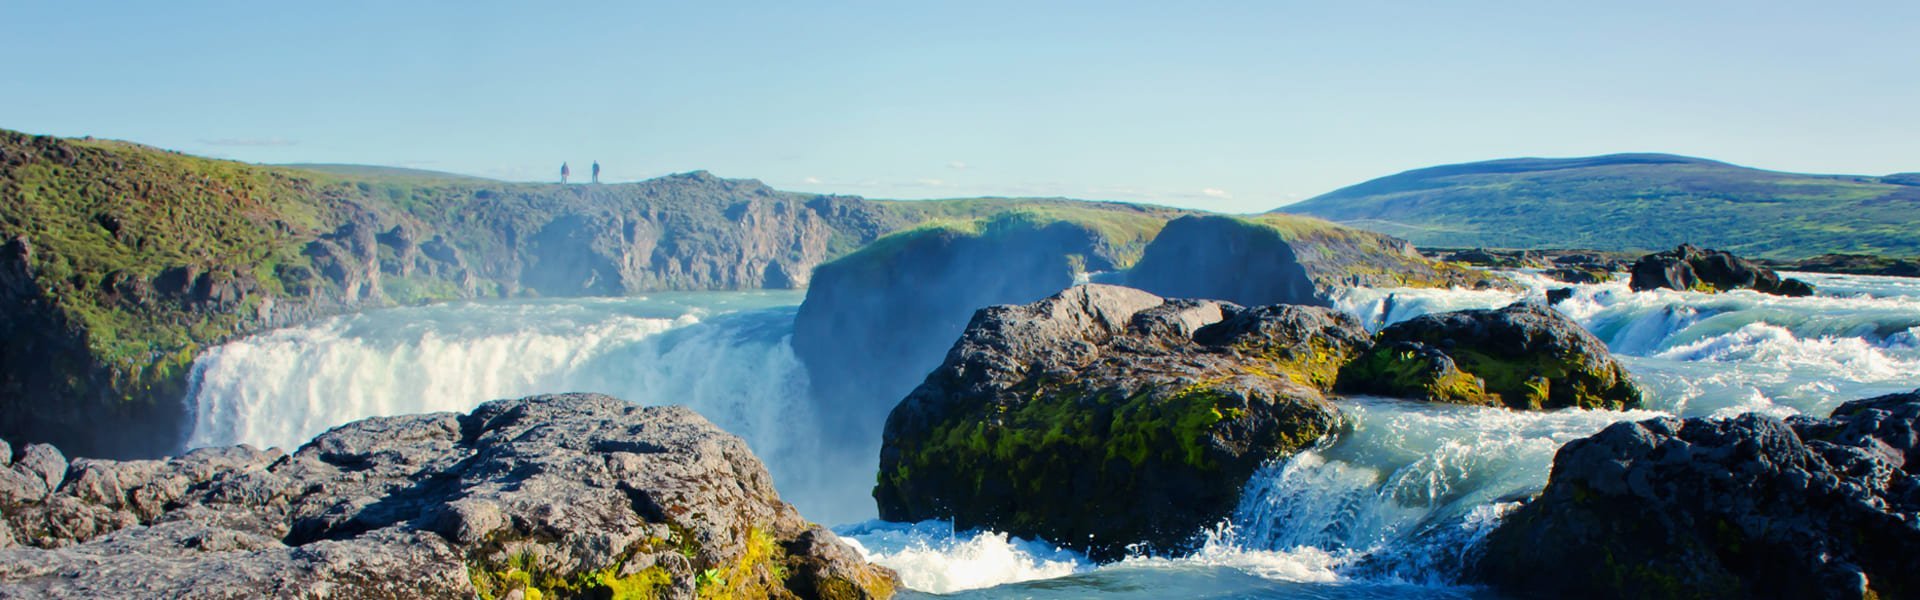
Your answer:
[181,272,1920,597]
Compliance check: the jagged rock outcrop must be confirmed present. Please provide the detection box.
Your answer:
[0,393,897,599]
[1476,390,1920,599]
[1127,215,1500,308]
[1630,244,1816,297]
[874,285,1369,560]
[1338,303,1642,410]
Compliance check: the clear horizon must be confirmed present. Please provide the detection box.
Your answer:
[4,1,1915,212]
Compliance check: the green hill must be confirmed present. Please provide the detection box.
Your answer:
[1277,153,1920,259]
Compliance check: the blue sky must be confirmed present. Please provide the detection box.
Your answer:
[4,1,1916,213]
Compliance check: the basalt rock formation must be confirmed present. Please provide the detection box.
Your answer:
[874,284,1370,560]
[1476,390,1920,599]
[0,393,897,599]
[1338,302,1643,410]
[792,209,1179,471]
[1126,215,1500,308]
[1629,244,1816,297]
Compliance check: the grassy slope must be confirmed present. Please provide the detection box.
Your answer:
[1278,154,1920,260]
[855,198,1190,269]
[1,133,353,396]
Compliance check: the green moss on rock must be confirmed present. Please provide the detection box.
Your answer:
[875,285,1366,560]
[1337,303,1641,410]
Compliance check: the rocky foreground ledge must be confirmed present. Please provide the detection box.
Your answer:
[1478,390,1920,599]
[0,394,897,599]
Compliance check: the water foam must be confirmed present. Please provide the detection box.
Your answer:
[836,520,1092,594]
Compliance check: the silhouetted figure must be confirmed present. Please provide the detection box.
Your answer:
[592,161,601,184]
[561,162,571,184]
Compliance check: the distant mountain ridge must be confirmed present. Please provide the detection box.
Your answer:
[1278,153,1920,259]
[276,163,499,183]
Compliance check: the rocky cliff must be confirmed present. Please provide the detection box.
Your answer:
[791,208,1179,466]
[1126,215,1499,307]
[0,129,911,458]
[0,393,897,599]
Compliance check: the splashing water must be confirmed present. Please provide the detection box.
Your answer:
[836,520,1093,594]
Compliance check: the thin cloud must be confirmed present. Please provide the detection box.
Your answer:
[200,137,299,147]
[803,176,824,185]
[916,178,947,187]
[1201,188,1232,198]
[947,161,968,170]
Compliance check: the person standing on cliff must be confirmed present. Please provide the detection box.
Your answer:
[561,162,570,184]
[592,161,601,184]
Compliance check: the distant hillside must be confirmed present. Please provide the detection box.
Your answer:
[1277,153,1920,259]
[276,163,498,184]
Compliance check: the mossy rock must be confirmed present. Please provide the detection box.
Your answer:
[1337,302,1641,410]
[876,284,1370,560]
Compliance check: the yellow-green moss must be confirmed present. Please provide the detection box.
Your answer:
[469,549,674,600]
[695,528,786,600]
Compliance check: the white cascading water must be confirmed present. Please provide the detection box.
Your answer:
[184,291,877,525]
[185,271,1920,598]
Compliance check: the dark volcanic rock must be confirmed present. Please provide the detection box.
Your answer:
[0,394,897,599]
[875,284,1369,560]
[1476,390,1920,600]
[1338,303,1642,410]
[1630,244,1815,297]
[1542,265,1614,285]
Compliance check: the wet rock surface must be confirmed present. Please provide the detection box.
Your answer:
[0,394,896,599]
[1630,244,1816,297]
[875,284,1369,560]
[1477,390,1920,600]
[1338,302,1642,410]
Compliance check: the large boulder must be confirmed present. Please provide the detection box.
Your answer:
[1127,215,1500,308]
[1338,303,1642,410]
[874,284,1370,560]
[0,394,897,599]
[1629,244,1815,297]
[1476,390,1920,599]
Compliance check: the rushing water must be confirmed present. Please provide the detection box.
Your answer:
[183,272,1920,597]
